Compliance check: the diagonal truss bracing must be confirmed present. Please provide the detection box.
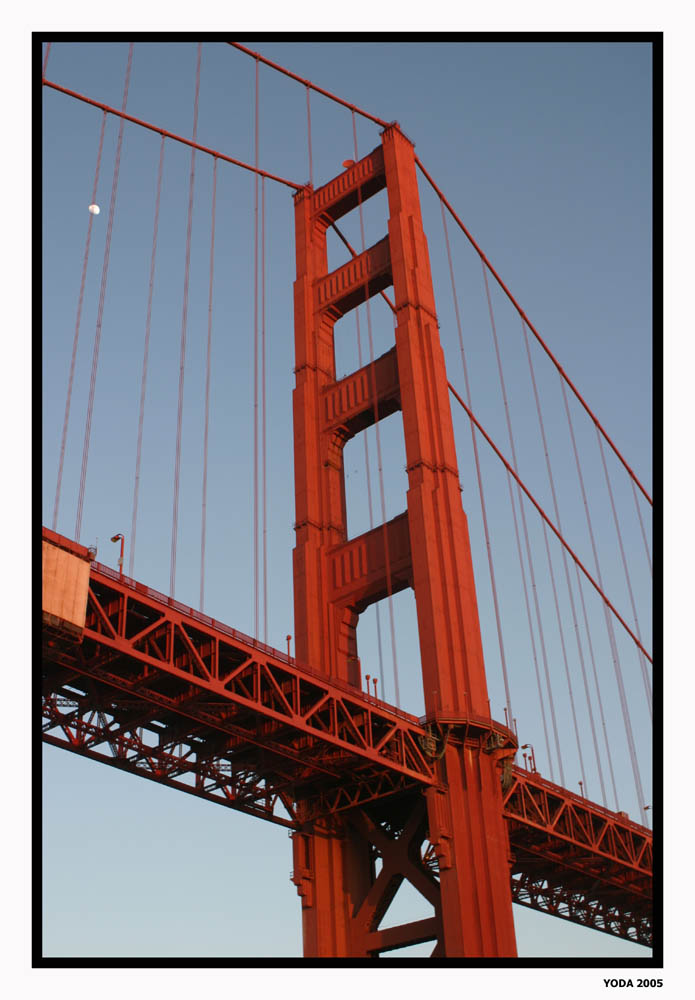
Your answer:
[42,546,435,828]
[42,530,652,945]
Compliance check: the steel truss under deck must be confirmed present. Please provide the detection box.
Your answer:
[42,536,652,949]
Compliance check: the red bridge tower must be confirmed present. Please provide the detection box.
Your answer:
[291,124,517,957]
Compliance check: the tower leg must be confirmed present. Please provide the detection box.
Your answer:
[292,798,444,958]
[291,125,518,957]
[291,825,371,957]
[428,745,517,956]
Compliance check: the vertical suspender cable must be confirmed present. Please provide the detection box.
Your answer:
[130,134,166,577]
[373,317,400,707]
[200,156,218,610]
[352,112,385,694]
[541,518,586,790]
[481,262,565,783]
[632,478,653,577]
[596,428,652,712]
[518,315,606,801]
[306,85,314,188]
[262,175,268,644]
[253,56,260,638]
[170,42,202,595]
[575,560,620,809]
[560,377,648,824]
[352,117,399,706]
[53,109,107,532]
[440,204,518,733]
[413,156,652,506]
[505,477,553,765]
[360,301,386,695]
[75,43,134,541]
[446,379,652,662]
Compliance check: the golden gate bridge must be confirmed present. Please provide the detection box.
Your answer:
[40,38,655,960]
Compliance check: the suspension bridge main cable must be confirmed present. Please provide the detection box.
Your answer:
[225,47,653,796]
[45,46,652,767]
[330,214,652,673]
[130,134,166,578]
[330,210,650,807]
[234,48,651,814]
[447,381,652,665]
[75,43,134,542]
[226,41,651,509]
[170,42,202,597]
[49,49,649,556]
[42,79,303,190]
[227,42,390,130]
[414,156,653,508]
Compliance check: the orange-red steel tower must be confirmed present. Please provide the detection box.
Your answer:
[291,124,517,957]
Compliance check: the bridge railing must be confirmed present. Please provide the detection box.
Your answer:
[91,559,422,726]
[509,764,650,835]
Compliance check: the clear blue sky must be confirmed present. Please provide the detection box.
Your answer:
[42,38,653,960]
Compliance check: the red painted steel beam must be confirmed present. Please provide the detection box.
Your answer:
[365,916,440,954]
[42,537,436,792]
[505,767,652,859]
[41,668,426,828]
[88,554,419,723]
[43,529,652,944]
[42,705,296,827]
[511,872,651,946]
[43,638,653,942]
[46,628,399,798]
[44,683,652,946]
[326,195,650,665]
[504,767,652,911]
[79,571,433,784]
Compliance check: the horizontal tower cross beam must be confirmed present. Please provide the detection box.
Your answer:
[322,346,400,439]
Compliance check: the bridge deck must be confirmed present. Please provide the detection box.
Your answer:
[41,529,652,947]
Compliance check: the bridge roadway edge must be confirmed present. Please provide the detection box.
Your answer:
[41,527,652,949]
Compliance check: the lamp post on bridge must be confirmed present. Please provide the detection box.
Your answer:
[521,744,536,773]
[110,533,124,577]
